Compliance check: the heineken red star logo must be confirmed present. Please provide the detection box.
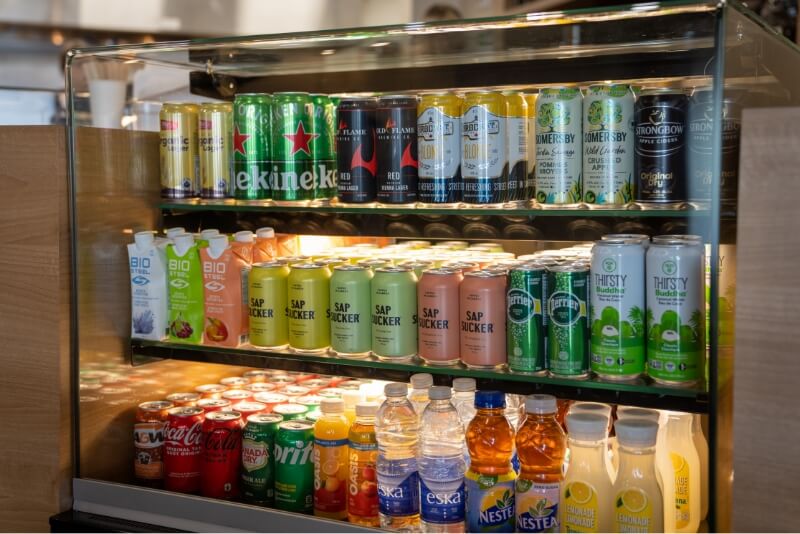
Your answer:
[233,125,250,155]
[284,121,318,156]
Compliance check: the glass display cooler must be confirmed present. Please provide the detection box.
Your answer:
[63,1,800,531]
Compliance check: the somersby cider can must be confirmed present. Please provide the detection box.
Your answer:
[535,87,582,207]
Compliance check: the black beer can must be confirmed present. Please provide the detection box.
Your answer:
[335,97,377,203]
[634,89,688,206]
[376,95,419,205]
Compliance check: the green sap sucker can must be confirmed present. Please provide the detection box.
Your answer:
[371,266,418,361]
[233,93,272,200]
[310,94,337,203]
[329,265,373,358]
[646,240,705,385]
[535,87,583,207]
[271,92,315,205]
[274,420,314,514]
[507,264,546,375]
[590,239,646,380]
[547,264,589,379]
[241,413,283,506]
[249,262,290,349]
[288,263,330,354]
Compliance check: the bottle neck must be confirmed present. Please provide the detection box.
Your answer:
[617,444,656,475]
[354,415,376,426]
[666,413,692,441]
[476,406,505,416]
[568,436,607,471]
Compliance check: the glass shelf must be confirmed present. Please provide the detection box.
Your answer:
[132,340,709,413]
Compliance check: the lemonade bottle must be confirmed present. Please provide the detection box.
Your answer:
[612,418,663,533]
[515,394,566,533]
[313,398,350,520]
[568,402,615,483]
[692,414,709,521]
[656,411,701,533]
[562,412,613,532]
[348,402,379,527]
[465,390,516,532]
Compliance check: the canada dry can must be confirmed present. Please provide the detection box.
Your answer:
[504,91,529,203]
[163,406,204,494]
[507,265,546,374]
[646,240,705,385]
[460,270,507,369]
[417,92,462,205]
[582,84,635,207]
[241,413,283,505]
[233,93,272,200]
[336,97,377,203]
[274,420,314,514]
[547,265,590,378]
[329,265,373,358]
[134,400,173,484]
[272,92,316,204]
[310,93,338,202]
[249,262,290,349]
[634,89,688,205]
[159,103,199,199]
[371,267,418,360]
[523,93,537,199]
[418,268,463,365]
[376,95,418,204]
[535,87,583,206]
[198,102,233,199]
[201,410,242,500]
[288,263,331,354]
[462,91,507,205]
[590,240,646,380]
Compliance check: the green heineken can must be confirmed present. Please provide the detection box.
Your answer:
[310,93,337,203]
[274,420,314,514]
[241,413,283,506]
[371,266,418,361]
[233,93,272,200]
[271,92,315,205]
[507,264,547,375]
[547,264,590,379]
[329,265,373,358]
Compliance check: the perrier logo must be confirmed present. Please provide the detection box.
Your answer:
[507,289,540,324]
[548,291,584,327]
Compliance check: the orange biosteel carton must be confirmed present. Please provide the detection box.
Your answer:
[254,227,277,263]
[200,235,251,347]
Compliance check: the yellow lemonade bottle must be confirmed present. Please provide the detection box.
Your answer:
[314,398,350,520]
[568,402,616,483]
[692,414,709,521]
[656,411,701,533]
[612,418,663,533]
[348,402,380,527]
[562,412,613,533]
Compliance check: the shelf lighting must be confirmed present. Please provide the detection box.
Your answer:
[320,49,336,55]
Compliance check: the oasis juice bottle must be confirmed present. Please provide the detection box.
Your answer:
[313,398,350,520]
[348,402,380,527]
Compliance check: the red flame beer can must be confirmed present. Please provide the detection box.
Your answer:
[201,410,243,500]
[164,406,205,493]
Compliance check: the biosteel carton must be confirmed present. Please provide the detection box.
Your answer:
[167,233,204,343]
[254,227,277,263]
[127,231,168,340]
[200,234,251,347]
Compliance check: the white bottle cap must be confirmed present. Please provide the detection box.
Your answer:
[257,227,275,239]
[410,373,433,389]
[173,233,194,249]
[234,231,254,243]
[524,394,557,415]
[569,402,612,420]
[355,401,379,417]
[452,378,476,392]
[615,418,659,447]
[616,406,660,423]
[165,227,185,239]
[342,390,362,409]
[200,229,220,239]
[385,382,408,397]
[320,398,344,414]
[429,386,452,401]
[208,235,229,255]
[134,231,155,248]
[566,412,608,440]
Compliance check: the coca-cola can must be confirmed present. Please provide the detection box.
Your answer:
[164,406,204,493]
[197,398,231,414]
[244,382,277,394]
[134,400,173,485]
[220,376,250,388]
[195,383,227,399]
[243,369,272,383]
[201,410,243,500]
[166,392,200,407]
[231,401,267,420]
[221,389,253,403]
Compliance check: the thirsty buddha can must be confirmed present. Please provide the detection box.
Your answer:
[274,420,314,514]
[376,95,419,204]
[417,268,463,365]
[287,263,331,354]
[462,91,507,205]
[535,87,582,207]
[329,265,373,358]
[159,103,199,199]
[198,102,233,199]
[241,413,283,506]
[507,264,546,375]
[249,262,290,349]
[417,92,462,205]
[504,91,529,204]
[371,266,418,360]
[547,264,590,378]
[460,270,507,369]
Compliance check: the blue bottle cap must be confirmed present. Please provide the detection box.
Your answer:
[474,390,505,409]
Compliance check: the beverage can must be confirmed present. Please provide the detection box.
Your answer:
[535,87,583,207]
[335,97,377,203]
[232,93,272,200]
[201,410,242,500]
[220,376,249,388]
[253,392,290,413]
[465,470,516,532]
[134,400,173,483]
[329,265,373,357]
[159,103,199,199]
[371,267,418,360]
[166,392,200,407]
[287,263,331,354]
[241,413,283,506]
[376,95,419,205]
[195,383,227,399]
[462,91,507,205]
[221,389,252,404]
[271,92,316,204]
[503,91,529,204]
[417,268,462,365]
[309,93,338,203]
[243,369,273,383]
[523,93,537,200]
[274,420,315,514]
[198,102,233,199]
[163,406,204,494]
[197,398,231,414]
[507,265,547,374]
[273,403,310,420]
[417,92,462,205]
[547,264,590,378]
[460,271,507,369]
[231,401,267,420]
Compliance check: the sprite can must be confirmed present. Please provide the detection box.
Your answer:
[535,87,583,207]
[287,263,331,354]
[547,264,590,379]
[310,93,338,203]
[249,261,290,349]
[233,93,272,200]
[241,413,283,506]
[272,92,315,205]
[274,420,314,514]
[329,265,373,358]
[507,264,546,375]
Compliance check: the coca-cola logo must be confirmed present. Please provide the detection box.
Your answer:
[165,421,203,446]
[204,428,241,451]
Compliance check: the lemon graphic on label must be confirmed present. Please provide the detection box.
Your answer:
[621,488,647,513]
[671,454,685,472]
[567,482,593,504]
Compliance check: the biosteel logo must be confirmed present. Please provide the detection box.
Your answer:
[164,421,202,446]
[132,275,150,286]
[204,281,225,292]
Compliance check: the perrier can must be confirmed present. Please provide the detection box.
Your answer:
[310,93,337,204]
[547,264,590,379]
[233,93,272,200]
[272,92,316,205]
[241,413,282,506]
[507,264,546,375]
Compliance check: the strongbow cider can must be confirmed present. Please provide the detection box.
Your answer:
[329,265,373,358]
[272,92,316,205]
[582,84,635,207]
[460,271,507,369]
[417,92,462,205]
[159,103,198,198]
[201,410,242,500]
[274,420,315,514]
[288,263,331,354]
[198,102,233,199]
[164,406,204,494]
[547,264,590,379]
[535,87,582,207]
[232,93,271,200]
[523,93,537,200]
[507,264,546,375]
[462,91,507,206]
[504,91,529,204]
[417,268,463,365]
[241,413,283,506]
[310,93,338,203]
[376,95,419,205]
[371,266,418,361]
[249,262,289,349]
[336,97,377,203]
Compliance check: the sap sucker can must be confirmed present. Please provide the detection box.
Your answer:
[504,91,529,205]
[582,84,634,207]
[249,262,289,349]
[523,93,537,200]
[462,91,507,206]
[376,95,418,205]
[241,413,283,506]
[646,240,705,385]
[233,93,272,200]
[590,239,646,380]
[329,265,373,358]
[418,268,462,365]
[460,270,507,369]
[310,93,337,204]
[288,263,331,354]
[634,89,688,207]
[547,264,590,379]
[535,87,582,207]
[336,97,377,203]
[507,264,546,375]
[274,420,314,514]
[159,103,199,199]
[198,102,233,199]
[371,266,418,361]
[417,92,462,205]
[271,92,315,205]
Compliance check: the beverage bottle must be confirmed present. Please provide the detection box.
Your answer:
[451,378,476,428]
[375,382,421,531]
[465,390,516,532]
[254,227,278,263]
[342,389,362,426]
[506,393,524,474]
[656,411,701,533]
[568,402,616,482]
[313,398,349,520]
[515,394,566,533]
[348,402,380,527]
[419,386,466,533]
[613,406,662,483]
[562,412,613,532]
[127,231,168,341]
[165,226,186,241]
[612,418,664,533]
[692,414,709,521]
[409,373,433,418]
[166,233,204,344]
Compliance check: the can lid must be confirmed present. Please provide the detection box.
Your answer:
[247,413,283,425]
[474,390,505,409]
[429,385,452,401]
[278,420,313,430]
[292,262,325,269]
[196,383,226,393]
[165,227,185,239]
[569,402,612,420]
[232,401,266,411]
[524,394,557,415]
[465,270,506,278]
[252,261,287,269]
[296,395,325,406]
[253,392,289,403]
[333,264,369,272]
[639,87,687,96]
[602,233,650,242]
[167,392,201,401]
[256,227,275,239]
[134,231,155,248]
[616,406,660,422]
[274,403,308,414]
[384,382,408,397]
[200,229,220,239]
[566,413,609,440]
[355,401,379,417]
[377,94,419,102]
[652,234,703,244]
[452,377,476,392]
[274,91,310,96]
[320,398,345,414]
[138,400,174,411]
[173,233,194,249]
[548,263,589,273]
[410,373,433,389]
[206,410,242,421]
[197,398,230,408]
[615,418,659,447]
[375,266,412,273]
[168,406,203,417]
[234,231,254,243]
[422,267,458,276]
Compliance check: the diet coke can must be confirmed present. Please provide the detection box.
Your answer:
[201,410,243,500]
[164,406,204,493]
